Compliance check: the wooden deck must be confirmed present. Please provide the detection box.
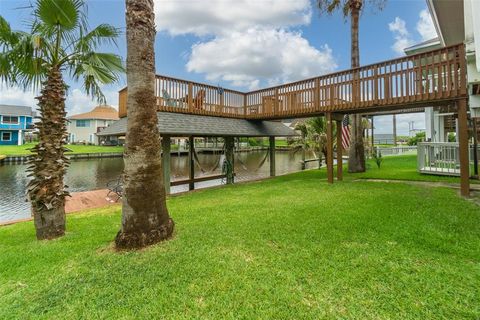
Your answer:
[119,43,468,120]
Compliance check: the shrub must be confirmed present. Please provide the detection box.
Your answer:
[372,148,383,169]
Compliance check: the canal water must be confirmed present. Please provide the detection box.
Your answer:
[0,150,318,223]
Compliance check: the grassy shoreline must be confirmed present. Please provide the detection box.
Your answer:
[0,143,123,156]
[1,168,479,319]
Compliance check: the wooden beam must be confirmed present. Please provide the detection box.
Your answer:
[326,113,334,184]
[336,120,343,181]
[269,136,276,177]
[170,174,229,187]
[188,136,195,191]
[224,136,235,184]
[457,98,470,197]
[161,135,171,194]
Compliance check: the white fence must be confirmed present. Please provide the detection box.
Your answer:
[375,146,417,157]
[417,142,478,176]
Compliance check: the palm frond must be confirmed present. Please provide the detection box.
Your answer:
[35,0,84,31]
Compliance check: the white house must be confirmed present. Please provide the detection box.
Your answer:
[405,0,479,142]
[67,105,119,145]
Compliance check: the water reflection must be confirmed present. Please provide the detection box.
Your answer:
[0,150,317,222]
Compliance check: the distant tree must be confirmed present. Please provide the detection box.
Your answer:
[448,132,456,142]
[407,132,426,146]
[0,0,123,240]
[316,0,386,173]
[115,0,174,249]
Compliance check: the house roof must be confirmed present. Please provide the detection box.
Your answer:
[97,112,297,137]
[69,105,119,121]
[0,104,35,117]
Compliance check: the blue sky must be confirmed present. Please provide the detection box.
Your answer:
[0,0,436,135]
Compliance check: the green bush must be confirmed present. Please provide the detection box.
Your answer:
[407,132,426,146]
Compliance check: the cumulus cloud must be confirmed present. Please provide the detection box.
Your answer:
[186,28,336,90]
[66,87,119,116]
[153,0,334,90]
[416,9,437,41]
[389,9,438,56]
[0,85,119,116]
[389,17,414,55]
[154,0,312,36]
[0,86,38,108]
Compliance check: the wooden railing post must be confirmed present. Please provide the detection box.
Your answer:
[188,82,193,111]
[329,85,335,110]
[314,78,320,110]
[274,88,279,116]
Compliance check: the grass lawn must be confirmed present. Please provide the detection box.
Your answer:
[1,170,479,319]
[0,143,123,156]
[350,154,479,184]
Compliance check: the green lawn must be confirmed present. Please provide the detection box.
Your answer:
[1,170,479,319]
[351,154,479,184]
[0,143,123,156]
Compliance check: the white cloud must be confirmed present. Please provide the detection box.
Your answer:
[389,9,438,56]
[0,85,119,116]
[0,86,38,108]
[154,0,312,36]
[388,17,413,56]
[416,9,437,41]
[186,28,337,89]
[66,88,119,116]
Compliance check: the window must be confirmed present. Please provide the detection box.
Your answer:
[2,116,19,124]
[76,120,90,127]
[1,132,12,141]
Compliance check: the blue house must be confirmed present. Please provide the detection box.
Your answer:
[0,104,35,146]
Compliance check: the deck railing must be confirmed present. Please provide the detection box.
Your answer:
[118,44,467,119]
[417,142,478,176]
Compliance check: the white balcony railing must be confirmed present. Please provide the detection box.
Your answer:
[417,142,478,176]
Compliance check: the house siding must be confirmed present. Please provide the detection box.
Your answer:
[0,115,33,146]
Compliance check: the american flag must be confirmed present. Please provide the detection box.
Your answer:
[341,115,351,150]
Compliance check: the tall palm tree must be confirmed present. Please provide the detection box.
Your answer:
[115,0,174,249]
[0,0,124,240]
[317,0,386,173]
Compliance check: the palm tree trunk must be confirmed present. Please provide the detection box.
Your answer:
[115,0,174,249]
[28,66,68,240]
[348,0,366,173]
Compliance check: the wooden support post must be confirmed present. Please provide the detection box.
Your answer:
[457,99,470,197]
[269,136,276,177]
[224,136,235,184]
[371,115,375,150]
[161,135,171,194]
[188,136,195,191]
[336,120,343,181]
[393,114,397,146]
[326,113,334,184]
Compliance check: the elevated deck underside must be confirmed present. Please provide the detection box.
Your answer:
[119,44,468,120]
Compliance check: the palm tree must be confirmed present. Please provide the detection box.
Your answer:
[0,0,124,240]
[317,0,386,173]
[114,0,174,249]
[293,117,335,169]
